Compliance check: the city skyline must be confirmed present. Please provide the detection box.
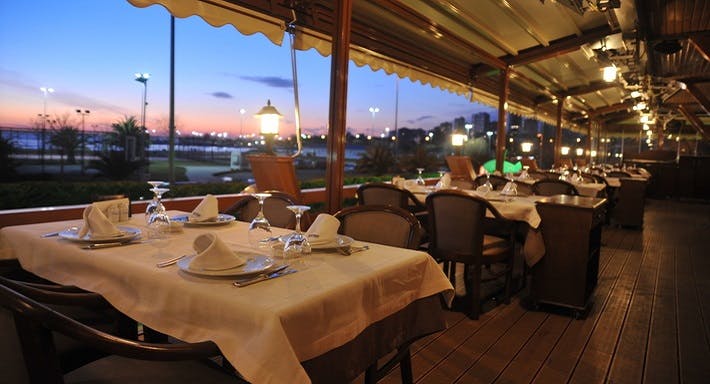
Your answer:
[0,0,496,138]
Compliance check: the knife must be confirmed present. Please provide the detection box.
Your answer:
[233,267,296,287]
[81,240,147,250]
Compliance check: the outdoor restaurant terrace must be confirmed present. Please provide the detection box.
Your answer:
[1,1,709,383]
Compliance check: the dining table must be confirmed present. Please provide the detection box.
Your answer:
[0,211,454,384]
[513,177,607,197]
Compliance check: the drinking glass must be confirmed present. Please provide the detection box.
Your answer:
[483,173,494,190]
[247,193,274,250]
[283,205,311,260]
[416,168,425,186]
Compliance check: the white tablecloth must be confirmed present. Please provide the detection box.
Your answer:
[0,212,454,384]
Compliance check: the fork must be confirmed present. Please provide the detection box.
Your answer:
[156,254,190,268]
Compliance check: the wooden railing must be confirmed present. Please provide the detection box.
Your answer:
[0,186,360,229]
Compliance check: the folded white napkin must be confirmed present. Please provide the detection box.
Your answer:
[92,198,130,223]
[501,182,518,196]
[189,232,246,271]
[305,214,340,246]
[77,205,122,239]
[391,176,405,188]
[475,184,491,196]
[435,173,451,189]
[403,179,417,188]
[190,194,218,222]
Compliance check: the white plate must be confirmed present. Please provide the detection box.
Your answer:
[58,226,142,243]
[309,235,354,250]
[177,253,274,277]
[171,213,236,226]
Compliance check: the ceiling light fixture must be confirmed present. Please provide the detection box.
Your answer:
[602,65,617,82]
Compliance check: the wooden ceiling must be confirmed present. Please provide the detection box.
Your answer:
[153,0,710,139]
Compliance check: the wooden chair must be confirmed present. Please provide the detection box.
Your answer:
[222,190,299,229]
[356,182,426,215]
[473,174,509,191]
[532,179,580,196]
[247,154,302,202]
[445,155,477,181]
[527,170,548,181]
[0,276,241,384]
[425,190,515,319]
[334,205,422,250]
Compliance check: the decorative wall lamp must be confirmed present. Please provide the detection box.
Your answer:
[255,99,282,154]
[521,142,533,153]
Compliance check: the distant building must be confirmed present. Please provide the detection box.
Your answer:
[472,112,490,136]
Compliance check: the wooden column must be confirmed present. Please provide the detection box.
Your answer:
[553,101,563,167]
[496,67,510,173]
[324,0,352,214]
[586,118,593,165]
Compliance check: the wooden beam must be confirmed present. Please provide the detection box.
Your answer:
[324,0,352,214]
[536,81,619,104]
[677,104,710,141]
[503,25,613,66]
[589,101,633,117]
[688,35,710,62]
[496,67,510,173]
[686,82,710,115]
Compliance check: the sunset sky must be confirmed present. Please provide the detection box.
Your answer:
[0,0,495,137]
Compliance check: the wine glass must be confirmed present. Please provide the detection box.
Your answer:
[483,173,493,190]
[145,181,167,224]
[283,205,311,260]
[146,188,171,254]
[416,168,425,186]
[248,193,274,250]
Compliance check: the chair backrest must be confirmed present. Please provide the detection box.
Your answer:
[0,276,223,384]
[527,170,548,180]
[521,158,538,171]
[513,180,533,196]
[532,179,580,196]
[473,174,508,191]
[247,154,302,202]
[445,156,477,181]
[425,190,503,264]
[356,183,424,212]
[334,205,422,249]
[222,190,298,229]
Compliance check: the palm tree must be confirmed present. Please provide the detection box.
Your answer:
[110,116,148,152]
[49,119,81,177]
[0,135,19,181]
[356,143,395,176]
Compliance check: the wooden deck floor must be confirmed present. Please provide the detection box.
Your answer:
[381,199,710,384]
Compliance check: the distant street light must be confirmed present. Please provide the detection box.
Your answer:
[239,108,246,137]
[134,73,150,129]
[368,106,380,136]
[76,109,90,174]
[134,73,150,167]
[39,87,54,173]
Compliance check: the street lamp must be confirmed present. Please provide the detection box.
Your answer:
[486,131,494,156]
[76,109,90,174]
[239,108,246,137]
[134,73,150,129]
[39,87,54,173]
[368,106,379,136]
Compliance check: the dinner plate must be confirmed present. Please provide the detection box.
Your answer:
[177,253,274,277]
[309,235,354,250]
[58,226,141,243]
[171,213,236,226]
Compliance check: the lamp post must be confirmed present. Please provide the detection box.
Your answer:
[255,100,282,154]
[239,108,246,137]
[134,73,150,129]
[486,131,494,156]
[39,87,54,173]
[368,107,379,136]
[76,109,90,175]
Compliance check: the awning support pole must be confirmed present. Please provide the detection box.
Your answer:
[496,67,510,173]
[324,0,352,213]
[554,101,563,167]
